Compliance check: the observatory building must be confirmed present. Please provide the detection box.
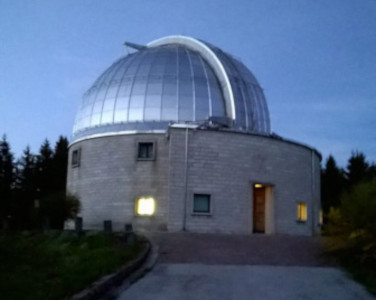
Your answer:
[67,36,321,235]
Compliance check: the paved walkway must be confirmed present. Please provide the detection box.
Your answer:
[147,232,336,266]
[116,232,375,300]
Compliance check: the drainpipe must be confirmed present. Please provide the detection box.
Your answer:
[182,127,189,231]
[311,150,315,236]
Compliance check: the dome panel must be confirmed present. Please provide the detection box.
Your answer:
[72,36,271,141]
[203,42,270,133]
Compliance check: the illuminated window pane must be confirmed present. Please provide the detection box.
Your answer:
[136,197,155,216]
[297,202,307,222]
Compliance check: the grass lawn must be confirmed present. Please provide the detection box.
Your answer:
[0,231,142,300]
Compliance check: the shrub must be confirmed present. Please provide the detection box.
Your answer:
[40,192,81,229]
[325,178,376,276]
[341,178,376,236]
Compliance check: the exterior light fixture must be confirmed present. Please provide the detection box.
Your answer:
[136,197,155,216]
[254,183,263,188]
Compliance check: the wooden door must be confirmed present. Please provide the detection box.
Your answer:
[253,187,265,233]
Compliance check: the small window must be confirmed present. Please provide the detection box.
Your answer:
[297,202,307,222]
[137,142,155,160]
[193,194,211,214]
[72,148,81,167]
[135,197,155,216]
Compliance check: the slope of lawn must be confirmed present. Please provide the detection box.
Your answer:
[0,231,142,300]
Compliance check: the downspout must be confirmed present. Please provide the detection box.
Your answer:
[182,127,189,231]
[311,150,315,236]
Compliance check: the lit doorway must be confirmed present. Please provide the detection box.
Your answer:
[253,183,274,234]
[253,185,265,233]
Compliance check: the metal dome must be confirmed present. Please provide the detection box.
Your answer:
[72,36,270,141]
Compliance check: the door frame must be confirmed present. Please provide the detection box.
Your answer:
[251,182,275,234]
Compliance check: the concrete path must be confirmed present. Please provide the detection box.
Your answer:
[116,233,375,300]
[148,232,335,266]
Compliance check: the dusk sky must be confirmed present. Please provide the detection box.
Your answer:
[1,0,375,167]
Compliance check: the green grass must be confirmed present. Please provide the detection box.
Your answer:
[325,237,376,296]
[0,231,142,300]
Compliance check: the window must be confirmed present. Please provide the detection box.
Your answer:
[72,148,81,167]
[193,194,211,214]
[297,202,307,222]
[137,142,155,160]
[135,197,155,216]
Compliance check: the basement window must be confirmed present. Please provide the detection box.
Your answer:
[137,142,155,160]
[193,194,211,214]
[72,148,81,167]
[297,202,307,222]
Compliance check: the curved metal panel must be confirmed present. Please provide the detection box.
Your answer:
[203,41,271,133]
[73,44,226,140]
[72,35,271,141]
[148,35,236,120]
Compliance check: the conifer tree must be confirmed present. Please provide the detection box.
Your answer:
[36,139,54,198]
[14,146,38,228]
[321,155,345,215]
[346,151,370,190]
[0,135,15,228]
[52,136,69,192]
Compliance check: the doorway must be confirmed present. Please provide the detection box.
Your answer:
[253,185,265,233]
[252,183,274,234]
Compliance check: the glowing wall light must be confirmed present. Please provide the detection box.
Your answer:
[297,202,307,222]
[254,183,263,188]
[136,197,155,216]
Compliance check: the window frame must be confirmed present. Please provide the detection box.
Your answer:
[192,193,212,215]
[136,141,156,161]
[71,148,81,168]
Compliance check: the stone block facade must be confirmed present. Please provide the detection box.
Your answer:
[66,127,321,236]
[67,133,170,231]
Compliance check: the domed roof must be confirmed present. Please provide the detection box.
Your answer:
[72,36,270,141]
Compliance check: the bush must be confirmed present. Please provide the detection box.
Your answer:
[341,178,376,235]
[324,179,376,294]
[40,192,81,229]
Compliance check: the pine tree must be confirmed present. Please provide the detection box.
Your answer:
[36,139,54,198]
[0,135,15,228]
[14,146,38,228]
[321,155,345,216]
[37,137,78,229]
[346,151,370,190]
[52,136,69,192]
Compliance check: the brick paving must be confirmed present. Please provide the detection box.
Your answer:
[145,232,337,267]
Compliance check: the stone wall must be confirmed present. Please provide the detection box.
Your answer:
[168,128,321,235]
[66,128,321,236]
[66,133,170,231]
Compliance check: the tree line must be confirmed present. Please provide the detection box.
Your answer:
[0,135,79,230]
[321,151,376,218]
[321,151,376,273]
